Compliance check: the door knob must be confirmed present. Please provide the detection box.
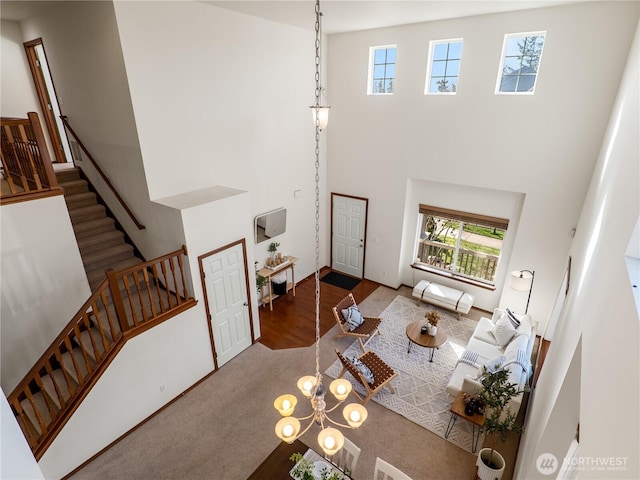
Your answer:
[243,301,249,306]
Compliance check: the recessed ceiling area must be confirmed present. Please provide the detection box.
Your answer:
[207,0,586,34]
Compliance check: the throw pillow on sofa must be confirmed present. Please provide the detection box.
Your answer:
[341,305,364,331]
[504,334,529,361]
[489,313,517,347]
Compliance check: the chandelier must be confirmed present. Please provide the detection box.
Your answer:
[273,0,367,457]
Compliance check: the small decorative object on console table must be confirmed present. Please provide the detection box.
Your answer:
[268,241,280,261]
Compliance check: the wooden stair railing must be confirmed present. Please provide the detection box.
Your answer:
[59,115,145,230]
[7,246,196,460]
[0,112,62,204]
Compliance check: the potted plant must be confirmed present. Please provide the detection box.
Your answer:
[268,242,280,261]
[475,366,526,480]
[425,310,440,335]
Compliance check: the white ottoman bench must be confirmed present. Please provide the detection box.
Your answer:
[412,279,475,319]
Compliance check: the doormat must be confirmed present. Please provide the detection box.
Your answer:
[320,271,361,290]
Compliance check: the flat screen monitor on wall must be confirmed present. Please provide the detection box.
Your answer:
[255,208,286,244]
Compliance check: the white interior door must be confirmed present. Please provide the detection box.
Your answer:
[202,243,252,367]
[332,194,367,278]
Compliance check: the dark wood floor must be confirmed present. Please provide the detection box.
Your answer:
[258,267,381,350]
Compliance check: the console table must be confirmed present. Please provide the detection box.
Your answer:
[257,256,297,311]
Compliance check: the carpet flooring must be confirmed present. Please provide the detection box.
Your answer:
[325,294,482,453]
[320,271,361,290]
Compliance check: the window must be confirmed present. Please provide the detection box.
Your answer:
[368,45,396,95]
[496,32,546,94]
[425,39,463,94]
[414,205,509,285]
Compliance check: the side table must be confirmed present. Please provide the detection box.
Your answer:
[445,391,484,453]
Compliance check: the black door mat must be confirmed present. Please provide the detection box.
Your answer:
[320,271,361,290]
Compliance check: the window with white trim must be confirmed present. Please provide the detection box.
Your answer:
[368,45,396,95]
[414,205,508,285]
[496,32,546,94]
[425,39,463,94]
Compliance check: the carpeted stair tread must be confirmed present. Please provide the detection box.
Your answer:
[60,348,95,384]
[74,328,108,362]
[58,179,89,196]
[19,391,56,437]
[73,217,116,239]
[54,167,82,183]
[82,243,134,272]
[78,230,125,255]
[64,191,97,210]
[69,204,106,224]
[40,369,78,410]
[87,255,144,290]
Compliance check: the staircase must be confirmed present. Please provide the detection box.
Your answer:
[55,167,143,290]
[9,245,196,460]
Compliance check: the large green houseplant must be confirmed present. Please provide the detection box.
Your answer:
[475,366,526,480]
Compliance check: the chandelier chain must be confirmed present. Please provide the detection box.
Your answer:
[314,0,322,381]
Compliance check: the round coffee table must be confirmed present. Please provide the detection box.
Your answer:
[406,321,447,362]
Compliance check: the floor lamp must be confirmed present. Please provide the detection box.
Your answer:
[510,269,535,314]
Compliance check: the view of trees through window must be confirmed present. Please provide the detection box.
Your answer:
[415,214,505,284]
[427,40,463,94]
[370,46,396,94]
[498,33,546,93]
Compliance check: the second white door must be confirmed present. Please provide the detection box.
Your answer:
[202,242,252,368]
[331,194,367,278]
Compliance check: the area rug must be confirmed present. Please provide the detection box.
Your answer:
[324,294,482,453]
[320,271,361,290]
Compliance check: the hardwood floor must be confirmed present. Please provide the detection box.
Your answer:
[258,267,382,349]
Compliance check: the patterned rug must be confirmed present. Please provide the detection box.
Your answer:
[325,294,482,453]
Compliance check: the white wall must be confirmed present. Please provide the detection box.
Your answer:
[327,1,639,329]
[0,196,91,392]
[155,186,262,339]
[1,389,45,480]
[38,307,214,479]
[0,20,42,117]
[516,19,640,479]
[112,0,327,280]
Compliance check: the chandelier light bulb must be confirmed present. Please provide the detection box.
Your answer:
[329,378,352,401]
[297,375,316,398]
[274,394,297,416]
[275,417,301,444]
[343,403,368,428]
[318,427,344,456]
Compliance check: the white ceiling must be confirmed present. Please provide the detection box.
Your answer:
[1,1,587,33]
[207,0,586,34]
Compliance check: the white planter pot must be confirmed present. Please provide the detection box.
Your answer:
[428,325,437,336]
[476,448,505,480]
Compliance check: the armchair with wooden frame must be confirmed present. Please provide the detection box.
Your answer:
[332,293,381,351]
[334,348,397,405]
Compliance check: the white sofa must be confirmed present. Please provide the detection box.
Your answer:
[446,308,536,415]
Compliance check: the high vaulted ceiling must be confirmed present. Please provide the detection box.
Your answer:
[0,1,588,33]
[208,0,587,34]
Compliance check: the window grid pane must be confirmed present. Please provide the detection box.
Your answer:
[498,33,545,93]
[427,40,463,94]
[371,47,396,94]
